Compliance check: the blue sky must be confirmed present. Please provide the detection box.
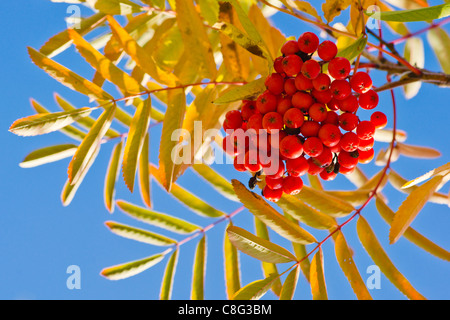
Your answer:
[0,1,449,300]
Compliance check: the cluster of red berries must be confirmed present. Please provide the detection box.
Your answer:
[222,32,387,202]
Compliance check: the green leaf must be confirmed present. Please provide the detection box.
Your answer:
[227,225,297,263]
[191,235,207,300]
[105,221,176,246]
[310,248,328,300]
[357,216,426,300]
[334,231,372,300]
[224,223,241,299]
[376,198,450,261]
[233,273,279,300]
[87,0,143,15]
[138,134,152,207]
[232,180,317,245]
[366,3,450,22]
[68,104,116,185]
[280,267,300,300]
[276,194,338,230]
[160,249,178,300]
[19,144,78,168]
[104,141,124,213]
[40,12,106,58]
[152,165,226,218]
[427,27,450,74]
[116,200,200,234]
[122,98,152,192]
[101,253,164,280]
[337,35,368,62]
[390,175,444,244]
[9,108,92,137]
[191,164,239,202]
[27,47,113,101]
[214,78,265,104]
[197,0,219,25]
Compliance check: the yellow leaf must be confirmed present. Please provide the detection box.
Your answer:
[101,254,164,281]
[396,142,441,159]
[295,186,355,217]
[104,221,176,246]
[138,134,152,208]
[390,175,444,244]
[224,223,241,299]
[279,267,300,300]
[104,141,124,213]
[357,216,426,300]
[310,248,327,300]
[401,162,450,189]
[160,249,178,300]
[191,235,207,300]
[322,0,352,23]
[290,1,322,20]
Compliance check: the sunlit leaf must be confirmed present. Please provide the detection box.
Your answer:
[373,128,407,142]
[19,144,78,168]
[227,225,297,263]
[291,1,322,20]
[233,273,279,300]
[403,37,424,99]
[224,223,241,299]
[310,248,327,300]
[104,141,124,213]
[377,1,409,36]
[192,164,239,202]
[197,0,220,25]
[280,267,300,300]
[427,27,450,74]
[401,162,450,189]
[232,180,317,245]
[116,200,200,234]
[322,0,352,23]
[101,253,164,280]
[383,0,426,10]
[307,174,324,190]
[191,235,207,300]
[105,221,176,246]
[357,216,426,300]
[160,249,178,300]
[87,0,143,15]
[214,78,265,104]
[138,134,152,207]
[296,186,355,217]
[390,175,444,244]
[334,231,372,300]
[336,35,367,63]
[397,142,441,159]
[366,3,450,22]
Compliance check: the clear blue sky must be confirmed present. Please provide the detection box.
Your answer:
[0,1,448,300]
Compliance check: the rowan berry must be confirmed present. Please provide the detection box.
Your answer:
[285,156,309,177]
[223,110,243,131]
[318,40,338,61]
[312,88,332,104]
[300,121,320,137]
[338,151,359,169]
[327,97,341,111]
[262,112,283,133]
[292,91,314,111]
[303,137,323,157]
[265,176,284,190]
[281,40,301,56]
[282,175,304,195]
[358,137,374,151]
[222,135,238,156]
[269,130,287,150]
[294,73,313,91]
[284,78,297,96]
[301,60,321,79]
[318,123,342,147]
[359,89,379,109]
[328,57,351,80]
[241,100,257,121]
[330,79,351,100]
[233,156,246,172]
[263,185,283,202]
[312,146,333,167]
[358,148,374,164]
[256,91,277,114]
[276,97,292,115]
[320,170,337,181]
[247,113,264,131]
[244,151,262,172]
[312,73,331,91]
[338,165,355,175]
[263,158,285,178]
[298,32,319,53]
[323,110,339,126]
[356,120,376,140]
[282,54,303,77]
[284,108,305,129]
[339,94,359,113]
[350,71,373,94]
[307,157,324,175]
[339,132,360,152]
[265,73,285,95]
[370,111,387,129]
[338,112,359,131]
[274,56,285,74]
[280,135,304,159]
[309,103,327,122]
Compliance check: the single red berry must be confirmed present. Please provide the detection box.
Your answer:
[312,88,332,104]
[284,108,305,129]
[338,151,359,169]
[222,135,238,155]
[233,156,246,172]
[274,56,285,74]
[286,156,309,177]
[282,54,303,77]
[330,79,351,100]
[328,57,351,80]
[269,130,287,150]
[309,103,327,122]
[262,112,283,133]
[263,158,285,178]
[247,113,264,132]
[370,111,387,129]
[292,91,314,111]
[300,121,321,137]
[338,112,359,131]
[229,130,249,154]
[298,32,319,54]
[312,146,333,167]
[323,110,339,126]
[281,40,300,56]
[307,157,324,175]
[339,165,355,175]
[302,60,321,80]
[303,137,323,157]
[250,132,270,155]
[318,40,338,61]
[295,73,313,91]
[320,170,337,181]
[329,143,341,153]
[256,91,277,114]
[263,185,283,202]
[241,100,257,121]
[282,175,304,195]
[284,78,297,96]
[339,95,359,113]
[280,135,304,159]
[359,89,379,109]
[312,73,331,91]
[358,137,374,151]
[265,73,285,95]
[276,97,292,115]
[339,132,360,152]
[244,150,263,172]
[358,148,374,164]
[318,123,342,147]
[224,110,243,130]
[350,71,373,94]
[265,176,284,190]
[327,97,341,111]
[356,120,376,140]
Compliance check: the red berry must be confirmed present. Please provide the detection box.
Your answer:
[286,156,309,177]
[303,137,323,157]
[307,157,324,175]
[328,57,351,80]
[284,108,305,129]
[276,97,292,115]
[262,112,283,133]
[330,79,351,100]
[298,32,319,54]
[292,91,314,111]
[269,130,287,150]
[339,165,355,175]
[359,89,379,109]
[263,158,285,178]
[339,95,359,113]
[265,176,284,190]
[280,135,304,159]
[356,121,376,140]
[233,156,246,172]
[300,121,321,137]
[247,113,264,132]
[281,40,300,56]
[244,150,262,172]
[350,71,373,94]
[282,54,303,77]
[370,111,387,129]
[358,148,374,164]
[256,91,277,114]
[338,151,359,168]
[312,89,332,104]
[318,123,342,147]
[312,146,333,167]
[358,137,374,151]
[222,135,238,155]
[265,73,285,95]
[274,56,285,74]
[282,175,304,195]
[295,74,313,91]
[338,112,359,131]
[339,132,360,152]
[327,97,341,111]
[312,73,331,91]
[323,110,339,126]
[263,185,283,202]
[241,100,257,121]
[318,40,338,61]
[320,170,337,181]
[224,110,243,130]
[301,60,321,80]
[309,103,327,122]
[284,78,297,96]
